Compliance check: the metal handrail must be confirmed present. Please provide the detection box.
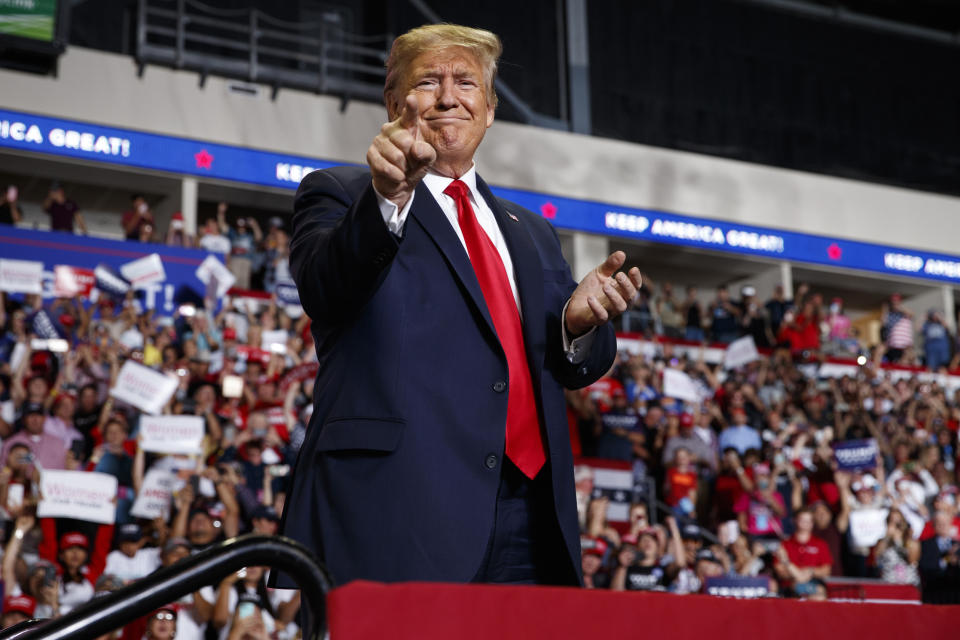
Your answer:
[0,534,333,640]
[136,0,390,100]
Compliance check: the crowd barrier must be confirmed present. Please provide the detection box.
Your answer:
[327,581,954,640]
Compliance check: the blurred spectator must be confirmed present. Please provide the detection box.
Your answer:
[165,212,195,247]
[655,282,683,339]
[765,284,792,334]
[611,530,668,591]
[199,214,232,254]
[718,408,761,455]
[739,285,773,348]
[1,595,36,630]
[57,532,95,615]
[708,285,740,344]
[218,203,262,289]
[122,194,154,241]
[919,510,960,603]
[873,509,920,585]
[0,184,22,225]
[882,293,914,363]
[621,288,653,335]
[682,285,704,342]
[734,463,785,540]
[774,509,833,594]
[922,310,951,372]
[261,226,291,293]
[581,537,610,589]
[103,524,160,584]
[825,298,858,356]
[144,605,178,640]
[43,183,87,234]
[1,402,68,470]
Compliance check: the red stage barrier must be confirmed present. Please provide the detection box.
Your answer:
[328,581,956,640]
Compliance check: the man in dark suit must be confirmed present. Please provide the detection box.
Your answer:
[277,23,644,587]
[919,510,960,603]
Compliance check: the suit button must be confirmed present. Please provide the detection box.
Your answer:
[492,380,506,393]
[578,366,588,376]
[484,454,498,469]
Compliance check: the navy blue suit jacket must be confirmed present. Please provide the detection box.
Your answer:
[277,165,616,586]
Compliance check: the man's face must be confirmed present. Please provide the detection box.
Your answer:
[389,47,495,174]
[79,388,97,411]
[796,512,814,534]
[188,513,218,545]
[163,546,189,567]
[24,413,44,434]
[581,553,601,576]
[252,517,278,536]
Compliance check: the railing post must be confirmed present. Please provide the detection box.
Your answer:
[175,0,185,68]
[136,0,147,57]
[249,9,258,82]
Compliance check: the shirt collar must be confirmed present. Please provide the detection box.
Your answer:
[423,163,480,205]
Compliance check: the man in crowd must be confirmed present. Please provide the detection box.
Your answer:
[43,183,86,234]
[775,508,833,594]
[122,194,154,241]
[279,22,643,587]
[0,184,22,226]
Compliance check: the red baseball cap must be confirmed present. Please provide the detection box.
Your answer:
[680,413,694,427]
[582,536,608,557]
[3,595,36,617]
[60,532,89,549]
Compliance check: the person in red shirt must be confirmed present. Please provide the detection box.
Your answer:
[665,447,698,515]
[775,508,832,593]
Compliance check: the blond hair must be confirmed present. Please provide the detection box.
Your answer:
[384,23,502,109]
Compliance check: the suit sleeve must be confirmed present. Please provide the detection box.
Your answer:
[540,221,617,390]
[289,169,400,326]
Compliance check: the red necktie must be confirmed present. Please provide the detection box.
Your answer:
[443,179,546,479]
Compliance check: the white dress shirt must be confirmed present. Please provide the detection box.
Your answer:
[374,164,595,362]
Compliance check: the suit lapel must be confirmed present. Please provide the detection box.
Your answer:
[475,176,547,377]
[408,181,496,338]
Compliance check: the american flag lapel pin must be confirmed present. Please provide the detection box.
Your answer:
[507,212,519,222]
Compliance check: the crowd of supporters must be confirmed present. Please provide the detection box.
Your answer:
[1,189,959,637]
[0,277,310,637]
[574,282,960,602]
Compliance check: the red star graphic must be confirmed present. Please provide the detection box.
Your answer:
[194,149,214,170]
[827,243,842,261]
[540,201,557,219]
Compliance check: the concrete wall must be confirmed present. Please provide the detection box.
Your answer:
[1,47,958,254]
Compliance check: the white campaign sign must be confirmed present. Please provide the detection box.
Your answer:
[38,470,118,524]
[724,335,760,370]
[0,258,44,294]
[196,255,236,297]
[110,361,179,415]
[130,469,176,520]
[261,330,288,350]
[662,368,701,402]
[849,507,890,549]
[139,415,205,455]
[120,253,167,289]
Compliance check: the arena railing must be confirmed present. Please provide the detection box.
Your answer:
[0,534,333,640]
[135,0,390,101]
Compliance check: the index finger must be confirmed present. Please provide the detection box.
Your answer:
[397,93,420,132]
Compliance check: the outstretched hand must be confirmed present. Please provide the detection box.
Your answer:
[366,93,437,209]
[565,251,644,336]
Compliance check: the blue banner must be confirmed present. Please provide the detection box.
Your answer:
[833,439,879,471]
[0,224,222,315]
[0,108,337,190]
[3,106,960,286]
